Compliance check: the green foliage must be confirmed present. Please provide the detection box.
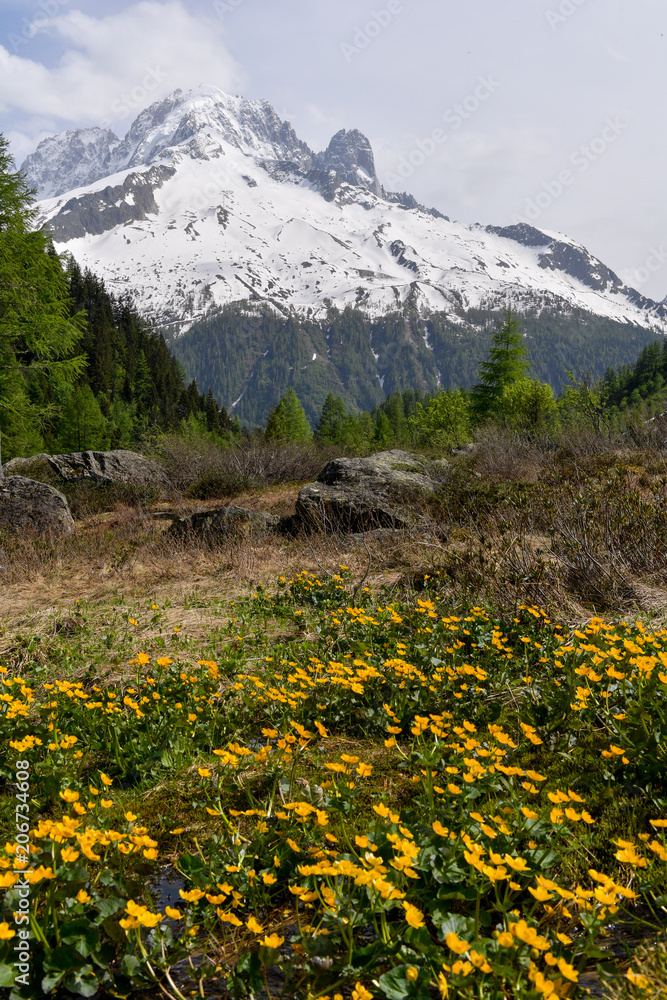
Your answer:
[411,388,471,448]
[499,377,557,429]
[3,583,667,998]
[0,134,86,463]
[559,370,609,433]
[314,393,349,445]
[265,388,312,442]
[470,309,530,419]
[173,302,660,430]
[56,384,109,453]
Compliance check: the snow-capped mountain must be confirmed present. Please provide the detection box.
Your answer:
[22,85,667,337]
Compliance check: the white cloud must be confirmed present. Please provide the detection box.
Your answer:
[0,1,244,152]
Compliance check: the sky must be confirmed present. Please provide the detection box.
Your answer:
[0,0,666,299]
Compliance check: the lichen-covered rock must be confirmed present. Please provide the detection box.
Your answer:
[2,454,59,483]
[0,476,75,535]
[294,450,448,533]
[295,481,416,533]
[160,506,280,539]
[46,450,163,485]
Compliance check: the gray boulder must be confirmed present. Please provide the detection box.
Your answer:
[46,450,163,485]
[295,450,449,533]
[159,505,280,540]
[2,454,59,483]
[0,476,75,536]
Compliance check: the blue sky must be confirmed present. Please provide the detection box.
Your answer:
[1,0,666,299]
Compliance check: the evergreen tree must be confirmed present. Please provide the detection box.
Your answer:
[470,309,529,420]
[56,384,109,452]
[0,134,86,469]
[265,388,312,442]
[315,393,349,445]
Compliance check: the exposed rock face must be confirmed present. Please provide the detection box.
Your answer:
[160,505,279,539]
[295,450,449,533]
[46,450,163,485]
[47,166,176,242]
[21,127,121,200]
[314,129,381,196]
[0,476,75,536]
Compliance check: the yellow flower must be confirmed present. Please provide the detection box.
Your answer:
[402,902,425,929]
[437,972,448,998]
[432,821,449,837]
[529,885,553,902]
[61,848,80,863]
[101,799,113,809]
[197,768,211,778]
[405,967,419,982]
[165,906,183,920]
[497,931,514,947]
[59,789,79,803]
[261,873,277,885]
[180,889,205,902]
[125,812,137,822]
[100,773,113,787]
[77,890,91,903]
[626,969,650,989]
[445,932,469,955]
[247,916,264,934]
[261,933,285,948]
[557,957,579,982]
[0,923,16,940]
[351,983,373,1000]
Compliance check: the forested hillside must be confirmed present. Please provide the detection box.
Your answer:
[171,300,661,427]
[2,259,236,461]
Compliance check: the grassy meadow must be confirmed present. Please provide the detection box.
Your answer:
[1,432,667,1000]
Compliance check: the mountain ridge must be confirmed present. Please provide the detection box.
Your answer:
[20,85,667,339]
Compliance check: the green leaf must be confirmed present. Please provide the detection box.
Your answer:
[60,918,100,958]
[63,966,99,998]
[94,897,127,920]
[0,963,15,988]
[120,954,141,978]
[43,944,83,973]
[377,966,410,1000]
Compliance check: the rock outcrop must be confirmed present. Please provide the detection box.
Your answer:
[0,476,75,536]
[294,450,449,533]
[159,505,280,539]
[45,450,163,486]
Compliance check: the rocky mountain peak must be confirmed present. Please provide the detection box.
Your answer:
[315,128,381,195]
[21,127,120,199]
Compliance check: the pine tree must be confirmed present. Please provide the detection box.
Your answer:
[470,309,529,420]
[0,133,86,469]
[265,388,312,442]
